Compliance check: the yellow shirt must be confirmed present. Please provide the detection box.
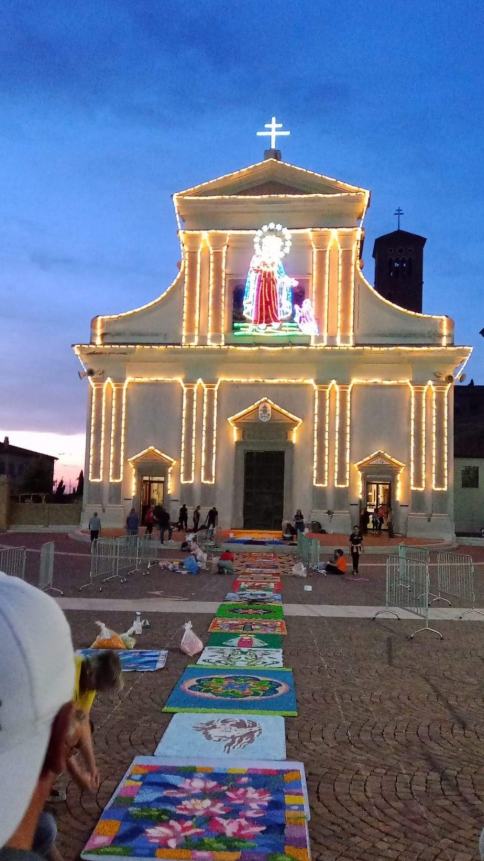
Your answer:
[74,655,96,715]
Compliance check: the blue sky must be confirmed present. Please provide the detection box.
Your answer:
[1,0,483,472]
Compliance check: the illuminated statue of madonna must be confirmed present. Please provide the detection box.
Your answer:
[243,223,297,330]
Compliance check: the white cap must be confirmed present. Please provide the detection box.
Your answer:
[0,573,74,846]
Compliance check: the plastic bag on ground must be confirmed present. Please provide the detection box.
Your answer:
[180,621,203,656]
[292,561,307,578]
[184,555,200,575]
[91,620,126,649]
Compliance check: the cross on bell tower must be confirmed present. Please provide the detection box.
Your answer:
[256,116,290,161]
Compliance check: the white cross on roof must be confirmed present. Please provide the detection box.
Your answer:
[256,116,291,150]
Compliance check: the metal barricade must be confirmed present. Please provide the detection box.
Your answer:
[297,533,320,570]
[39,541,63,595]
[80,538,119,590]
[0,544,26,579]
[116,535,141,582]
[431,552,483,618]
[373,556,443,639]
[136,538,164,576]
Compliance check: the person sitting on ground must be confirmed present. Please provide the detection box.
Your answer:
[62,651,122,797]
[322,548,347,576]
[217,549,235,575]
[0,573,75,861]
[283,521,296,540]
[126,508,139,536]
[348,526,363,575]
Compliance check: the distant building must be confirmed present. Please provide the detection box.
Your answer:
[0,437,57,495]
[454,384,484,534]
[373,229,426,313]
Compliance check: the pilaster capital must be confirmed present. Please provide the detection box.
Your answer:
[309,229,333,251]
[181,232,202,252]
[207,232,229,252]
[337,228,361,251]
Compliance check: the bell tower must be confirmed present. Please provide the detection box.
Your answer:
[372,226,426,313]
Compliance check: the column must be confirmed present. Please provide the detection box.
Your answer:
[313,385,330,486]
[410,385,426,491]
[309,230,332,343]
[88,382,103,482]
[182,233,202,345]
[432,385,449,490]
[334,384,351,487]
[181,383,198,483]
[207,233,228,345]
[109,382,124,482]
[201,383,218,484]
[336,230,359,345]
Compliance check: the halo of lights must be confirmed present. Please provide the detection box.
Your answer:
[254,222,292,258]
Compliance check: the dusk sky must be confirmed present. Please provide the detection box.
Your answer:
[1,0,483,481]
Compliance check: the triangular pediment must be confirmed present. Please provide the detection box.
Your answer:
[176,159,368,199]
[228,398,302,428]
[355,450,405,470]
[128,446,176,466]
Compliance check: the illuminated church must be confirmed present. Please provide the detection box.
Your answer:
[75,123,471,538]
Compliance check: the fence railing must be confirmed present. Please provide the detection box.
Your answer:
[297,532,320,569]
[0,544,26,579]
[373,555,443,639]
[80,536,168,590]
[38,541,63,595]
[430,552,484,618]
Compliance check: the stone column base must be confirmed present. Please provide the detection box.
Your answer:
[311,509,352,535]
[406,513,455,541]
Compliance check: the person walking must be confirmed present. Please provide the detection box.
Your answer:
[178,503,188,532]
[294,509,305,533]
[88,511,101,543]
[144,506,155,539]
[349,525,363,575]
[206,506,218,537]
[126,508,139,536]
[193,505,201,532]
[377,504,386,534]
[157,505,172,544]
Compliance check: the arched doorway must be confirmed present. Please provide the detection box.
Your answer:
[128,447,176,525]
[355,450,405,532]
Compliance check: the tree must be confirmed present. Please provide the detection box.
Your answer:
[76,470,84,496]
[54,478,66,499]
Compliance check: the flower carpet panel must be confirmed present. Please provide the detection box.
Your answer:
[207,632,284,649]
[153,713,286,759]
[78,649,168,672]
[233,580,282,593]
[196,647,284,669]
[224,591,283,604]
[162,667,297,716]
[208,618,287,636]
[81,756,310,861]
[216,603,285,621]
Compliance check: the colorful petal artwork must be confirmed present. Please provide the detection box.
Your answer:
[81,757,310,861]
[196,647,284,669]
[163,667,297,716]
[216,602,285,621]
[208,618,287,635]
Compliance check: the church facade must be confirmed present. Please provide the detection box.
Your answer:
[75,155,471,538]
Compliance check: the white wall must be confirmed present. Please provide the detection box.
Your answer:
[454,458,484,534]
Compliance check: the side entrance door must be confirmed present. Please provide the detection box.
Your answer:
[243,450,285,530]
